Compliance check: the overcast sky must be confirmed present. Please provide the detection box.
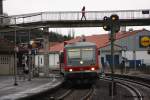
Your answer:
[3,0,150,36]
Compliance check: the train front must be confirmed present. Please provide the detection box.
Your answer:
[62,42,100,83]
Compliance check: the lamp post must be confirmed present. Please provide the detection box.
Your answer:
[14,20,18,86]
[28,30,31,81]
[11,18,25,86]
[14,46,18,85]
[28,34,34,81]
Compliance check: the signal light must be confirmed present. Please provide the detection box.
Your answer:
[103,16,111,31]
[103,14,120,33]
[103,16,108,21]
[110,14,119,21]
[110,14,120,33]
[112,17,116,20]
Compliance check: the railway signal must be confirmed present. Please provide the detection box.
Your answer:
[103,14,120,33]
[103,14,120,98]
[103,16,111,31]
[110,14,120,33]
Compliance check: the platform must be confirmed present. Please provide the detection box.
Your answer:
[0,75,63,100]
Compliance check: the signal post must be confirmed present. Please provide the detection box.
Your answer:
[103,14,120,99]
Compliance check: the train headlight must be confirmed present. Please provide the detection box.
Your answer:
[80,60,83,64]
[69,69,73,72]
[91,67,95,71]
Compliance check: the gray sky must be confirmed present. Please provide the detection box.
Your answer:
[3,0,150,15]
[3,0,150,36]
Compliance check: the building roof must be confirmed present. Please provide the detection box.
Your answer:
[49,34,108,52]
[49,30,147,52]
[65,41,96,48]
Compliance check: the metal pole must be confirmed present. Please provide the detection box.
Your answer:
[28,54,31,81]
[133,36,137,71]
[14,18,18,86]
[38,55,40,77]
[14,48,18,85]
[124,50,127,73]
[133,50,136,70]
[28,29,31,81]
[110,28,115,99]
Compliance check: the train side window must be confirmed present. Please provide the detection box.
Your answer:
[60,52,64,63]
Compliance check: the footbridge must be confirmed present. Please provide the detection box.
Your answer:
[0,9,150,31]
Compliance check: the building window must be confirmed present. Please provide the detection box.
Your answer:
[0,56,9,64]
[41,58,43,65]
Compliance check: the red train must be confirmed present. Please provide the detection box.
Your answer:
[60,41,100,83]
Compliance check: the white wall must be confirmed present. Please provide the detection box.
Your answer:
[35,53,60,69]
[122,51,150,65]
[49,53,59,69]
[35,55,44,67]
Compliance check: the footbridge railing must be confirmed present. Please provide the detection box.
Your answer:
[1,9,150,25]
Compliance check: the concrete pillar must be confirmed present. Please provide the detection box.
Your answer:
[43,27,49,77]
[0,0,3,24]
[0,0,3,15]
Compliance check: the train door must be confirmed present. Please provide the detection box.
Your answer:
[106,55,119,66]
[59,52,64,75]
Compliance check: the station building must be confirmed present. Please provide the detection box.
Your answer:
[0,38,14,75]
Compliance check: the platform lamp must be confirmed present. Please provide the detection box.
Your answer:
[14,45,18,85]
[10,19,25,86]
[13,19,18,86]
[28,30,33,81]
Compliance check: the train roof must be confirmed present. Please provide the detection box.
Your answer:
[65,42,96,48]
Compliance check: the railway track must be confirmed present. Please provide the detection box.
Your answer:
[23,74,150,100]
[49,85,94,100]
[105,75,150,100]
[116,80,143,100]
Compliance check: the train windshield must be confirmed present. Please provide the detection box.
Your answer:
[67,47,96,66]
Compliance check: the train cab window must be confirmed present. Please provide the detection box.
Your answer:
[82,48,95,61]
[67,49,81,60]
[67,47,96,66]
